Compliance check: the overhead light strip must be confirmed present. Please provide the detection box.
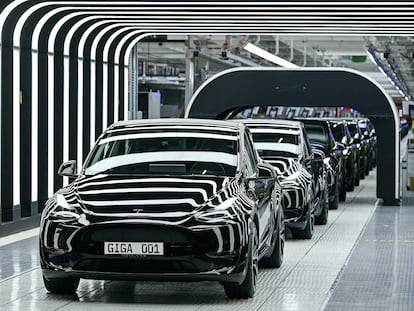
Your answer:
[243,43,299,68]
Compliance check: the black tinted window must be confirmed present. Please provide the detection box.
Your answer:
[332,123,347,143]
[304,124,328,148]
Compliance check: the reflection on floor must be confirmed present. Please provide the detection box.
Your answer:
[0,172,381,311]
[325,185,414,311]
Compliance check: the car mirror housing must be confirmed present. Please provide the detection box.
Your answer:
[58,160,77,178]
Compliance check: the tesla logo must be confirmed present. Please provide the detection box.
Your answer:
[132,208,144,213]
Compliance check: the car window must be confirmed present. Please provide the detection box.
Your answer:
[302,130,311,159]
[85,130,239,177]
[303,124,328,148]
[332,123,347,144]
[244,132,258,177]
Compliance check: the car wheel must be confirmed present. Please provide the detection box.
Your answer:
[339,174,347,202]
[347,168,355,191]
[291,205,314,239]
[43,275,79,294]
[329,180,339,210]
[355,162,361,186]
[315,193,329,225]
[360,160,366,179]
[260,210,285,268]
[224,223,258,299]
[355,174,360,186]
[365,159,370,175]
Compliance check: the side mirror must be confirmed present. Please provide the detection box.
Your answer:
[58,160,77,178]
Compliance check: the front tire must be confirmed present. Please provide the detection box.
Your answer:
[329,180,339,210]
[291,204,314,239]
[260,211,285,268]
[43,275,79,294]
[315,193,329,225]
[339,173,347,202]
[224,223,258,299]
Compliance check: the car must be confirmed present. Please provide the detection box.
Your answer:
[325,119,358,192]
[40,118,285,299]
[357,118,377,171]
[345,119,369,183]
[400,117,410,138]
[233,119,329,239]
[296,118,346,209]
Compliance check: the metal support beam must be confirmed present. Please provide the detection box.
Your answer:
[184,35,194,109]
[129,44,138,119]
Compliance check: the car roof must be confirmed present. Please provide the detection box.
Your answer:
[231,118,302,128]
[110,118,244,131]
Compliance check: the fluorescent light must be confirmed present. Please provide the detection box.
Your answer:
[243,43,299,68]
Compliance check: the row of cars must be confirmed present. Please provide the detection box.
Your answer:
[38,114,376,299]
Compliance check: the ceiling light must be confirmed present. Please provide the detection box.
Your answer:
[243,43,299,68]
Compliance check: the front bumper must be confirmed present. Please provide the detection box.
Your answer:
[40,218,249,284]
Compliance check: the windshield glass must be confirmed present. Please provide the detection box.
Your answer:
[85,129,239,177]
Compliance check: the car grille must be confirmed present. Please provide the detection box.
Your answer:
[71,224,216,257]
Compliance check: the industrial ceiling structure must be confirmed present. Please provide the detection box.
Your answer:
[1,1,414,223]
[137,34,414,100]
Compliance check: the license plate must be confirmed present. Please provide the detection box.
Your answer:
[104,242,164,256]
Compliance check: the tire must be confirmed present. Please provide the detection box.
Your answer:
[224,223,258,299]
[347,168,355,191]
[260,210,285,268]
[315,194,329,225]
[291,205,314,239]
[43,275,79,294]
[355,170,360,186]
[329,180,339,210]
[360,159,366,179]
[365,159,370,175]
[339,174,346,202]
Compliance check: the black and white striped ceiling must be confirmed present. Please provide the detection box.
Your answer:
[0,1,411,222]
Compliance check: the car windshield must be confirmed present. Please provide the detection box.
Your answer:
[250,128,300,158]
[84,129,239,177]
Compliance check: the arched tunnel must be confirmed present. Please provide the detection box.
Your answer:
[185,68,400,205]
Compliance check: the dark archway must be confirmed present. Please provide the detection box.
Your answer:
[185,68,400,205]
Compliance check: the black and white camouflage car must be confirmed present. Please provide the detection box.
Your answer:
[40,118,284,299]
[234,119,329,239]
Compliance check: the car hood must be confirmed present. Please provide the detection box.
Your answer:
[72,174,237,215]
